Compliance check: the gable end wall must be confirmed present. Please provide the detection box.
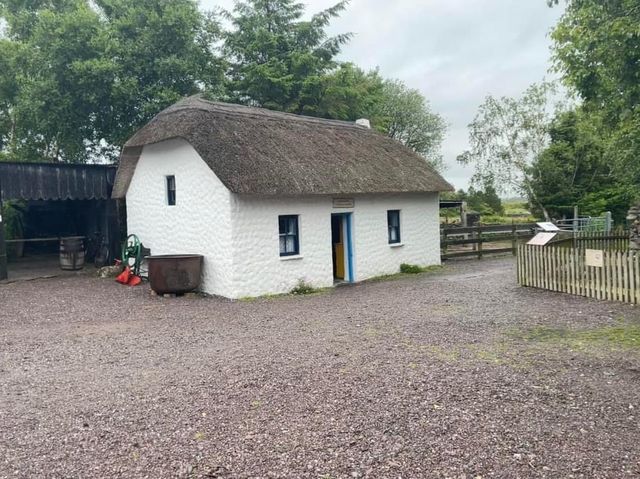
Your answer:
[125,139,234,297]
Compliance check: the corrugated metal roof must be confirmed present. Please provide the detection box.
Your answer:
[0,162,116,201]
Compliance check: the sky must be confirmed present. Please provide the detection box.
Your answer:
[200,0,565,190]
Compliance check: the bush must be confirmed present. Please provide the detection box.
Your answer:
[290,280,318,295]
[400,263,424,274]
[2,201,25,240]
[2,201,26,259]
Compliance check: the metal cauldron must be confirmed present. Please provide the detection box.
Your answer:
[146,254,203,295]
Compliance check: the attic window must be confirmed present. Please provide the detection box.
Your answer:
[166,175,176,206]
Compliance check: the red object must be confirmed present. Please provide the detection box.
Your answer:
[116,266,131,285]
[116,267,142,287]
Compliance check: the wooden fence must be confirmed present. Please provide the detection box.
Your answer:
[517,243,640,304]
[441,223,536,260]
[555,230,629,251]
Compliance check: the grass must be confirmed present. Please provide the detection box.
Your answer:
[367,264,444,283]
[440,198,537,225]
[512,322,640,351]
[238,281,330,301]
[400,263,426,274]
[239,265,445,300]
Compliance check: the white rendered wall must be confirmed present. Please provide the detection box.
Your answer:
[229,196,335,298]
[228,193,441,298]
[125,139,235,298]
[350,193,441,281]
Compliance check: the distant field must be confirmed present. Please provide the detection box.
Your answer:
[441,198,537,225]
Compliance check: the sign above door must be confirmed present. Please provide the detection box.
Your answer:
[333,198,354,208]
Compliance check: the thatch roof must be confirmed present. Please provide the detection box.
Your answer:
[112,96,453,198]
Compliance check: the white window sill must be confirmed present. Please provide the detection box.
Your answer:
[389,243,404,248]
[280,255,304,261]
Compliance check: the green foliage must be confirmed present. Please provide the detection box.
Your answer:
[529,108,633,222]
[298,63,384,121]
[290,279,320,295]
[399,263,424,274]
[515,322,640,350]
[458,82,561,220]
[468,184,504,216]
[308,73,447,171]
[503,199,532,217]
[94,0,225,148]
[1,200,25,239]
[0,0,447,168]
[371,80,447,171]
[0,0,224,162]
[443,184,504,216]
[222,0,351,113]
[369,264,443,282]
[549,0,640,204]
[221,2,446,168]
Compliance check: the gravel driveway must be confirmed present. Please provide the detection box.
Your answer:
[1,257,639,478]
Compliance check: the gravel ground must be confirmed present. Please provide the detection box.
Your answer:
[1,257,639,479]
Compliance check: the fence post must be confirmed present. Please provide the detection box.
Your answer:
[0,172,7,282]
[477,226,483,259]
[605,211,612,233]
[511,223,517,256]
[441,229,447,257]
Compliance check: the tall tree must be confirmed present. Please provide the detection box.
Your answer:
[298,63,384,121]
[548,0,640,196]
[94,0,224,149]
[529,108,632,221]
[372,79,447,171]
[0,0,223,163]
[457,82,560,220]
[223,0,352,113]
[0,1,108,162]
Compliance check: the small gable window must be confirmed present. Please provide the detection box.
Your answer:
[279,215,299,256]
[387,210,401,244]
[166,175,176,206]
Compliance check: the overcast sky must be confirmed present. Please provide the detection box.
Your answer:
[200,0,564,190]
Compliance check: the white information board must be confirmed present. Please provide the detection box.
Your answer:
[585,249,604,268]
[536,222,561,232]
[527,232,557,246]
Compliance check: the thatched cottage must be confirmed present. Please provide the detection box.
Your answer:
[112,96,452,298]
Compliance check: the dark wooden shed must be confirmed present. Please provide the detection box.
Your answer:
[0,162,121,280]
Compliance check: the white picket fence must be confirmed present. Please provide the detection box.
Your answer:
[517,244,640,304]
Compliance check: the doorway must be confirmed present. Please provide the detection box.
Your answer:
[331,213,353,282]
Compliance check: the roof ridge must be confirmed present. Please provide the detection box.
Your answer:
[168,96,367,130]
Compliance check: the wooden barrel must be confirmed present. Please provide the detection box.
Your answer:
[59,237,85,271]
